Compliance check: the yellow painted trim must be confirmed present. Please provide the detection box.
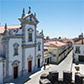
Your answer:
[56,48,59,64]
[48,47,59,63]
[44,55,52,58]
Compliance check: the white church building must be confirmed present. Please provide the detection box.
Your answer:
[0,7,44,84]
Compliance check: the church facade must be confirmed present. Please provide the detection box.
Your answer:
[0,7,44,83]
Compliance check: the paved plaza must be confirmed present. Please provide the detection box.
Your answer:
[25,51,73,84]
[9,50,84,84]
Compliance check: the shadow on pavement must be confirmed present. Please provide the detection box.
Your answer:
[6,67,42,84]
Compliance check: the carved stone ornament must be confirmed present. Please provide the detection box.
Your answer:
[28,28,33,32]
[27,55,33,60]
[13,43,19,47]
[37,54,41,58]
[12,60,20,67]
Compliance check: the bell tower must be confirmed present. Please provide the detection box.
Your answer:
[18,7,39,45]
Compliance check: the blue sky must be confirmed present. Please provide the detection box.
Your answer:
[0,0,84,39]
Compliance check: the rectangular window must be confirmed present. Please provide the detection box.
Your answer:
[53,54,56,57]
[38,44,41,51]
[28,33,32,42]
[13,44,19,56]
[14,48,18,55]
[75,46,80,53]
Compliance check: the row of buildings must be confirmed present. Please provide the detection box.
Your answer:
[44,38,73,64]
[0,7,44,84]
[44,33,84,65]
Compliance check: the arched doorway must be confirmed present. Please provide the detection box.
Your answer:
[38,58,40,68]
[14,66,18,78]
[12,60,20,79]
[28,60,32,72]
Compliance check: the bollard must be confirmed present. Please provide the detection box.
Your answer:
[75,72,82,84]
[49,70,58,83]
[39,79,52,84]
[63,70,72,83]
[80,74,84,84]
[82,78,84,84]
[75,73,84,84]
[40,73,48,79]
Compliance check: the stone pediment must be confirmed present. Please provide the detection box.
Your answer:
[28,28,33,32]
[37,54,41,58]
[27,55,33,60]
[12,60,20,66]
[18,13,39,25]
[24,13,39,23]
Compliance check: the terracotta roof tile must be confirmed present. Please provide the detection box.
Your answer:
[0,25,21,33]
[48,41,66,47]
[59,38,70,43]
[74,39,84,45]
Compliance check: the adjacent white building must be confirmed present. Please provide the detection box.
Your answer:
[73,38,84,63]
[0,7,44,83]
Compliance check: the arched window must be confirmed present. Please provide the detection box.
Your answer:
[38,42,41,51]
[13,43,19,56]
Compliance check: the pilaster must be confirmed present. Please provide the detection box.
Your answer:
[34,25,37,69]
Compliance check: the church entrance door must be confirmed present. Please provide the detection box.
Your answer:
[28,60,32,72]
[14,66,18,79]
[38,58,40,68]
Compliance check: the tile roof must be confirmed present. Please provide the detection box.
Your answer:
[44,38,74,45]
[74,39,84,45]
[0,25,21,33]
[58,38,74,44]
[59,38,70,43]
[48,41,66,47]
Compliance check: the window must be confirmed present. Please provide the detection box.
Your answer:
[13,43,19,56]
[28,33,32,42]
[28,28,33,42]
[75,46,80,53]
[49,51,52,54]
[38,44,41,51]
[53,54,56,57]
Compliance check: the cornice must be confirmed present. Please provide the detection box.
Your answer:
[2,34,23,40]
[36,35,44,38]
[22,44,36,48]
[18,18,38,25]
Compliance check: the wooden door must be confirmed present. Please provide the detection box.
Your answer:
[14,66,18,79]
[38,58,40,68]
[50,57,51,63]
[28,60,32,72]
